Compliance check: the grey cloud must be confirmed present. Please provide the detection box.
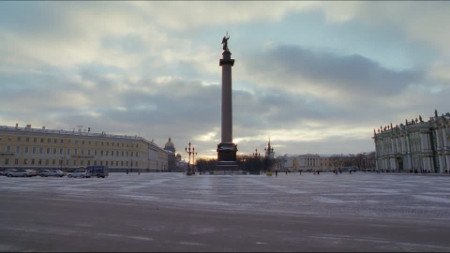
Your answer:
[244,44,423,96]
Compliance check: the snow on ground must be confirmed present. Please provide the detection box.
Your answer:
[1,172,450,221]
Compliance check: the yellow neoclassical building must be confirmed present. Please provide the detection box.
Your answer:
[0,124,168,172]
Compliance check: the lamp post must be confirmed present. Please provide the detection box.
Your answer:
[253,148,260,158]
[185,141,197,176]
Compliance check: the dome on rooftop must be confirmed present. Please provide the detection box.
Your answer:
[164,137,175,153]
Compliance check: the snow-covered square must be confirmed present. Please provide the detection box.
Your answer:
[1,172,450,252]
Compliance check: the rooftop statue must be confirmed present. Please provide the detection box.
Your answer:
[222,32,230,52]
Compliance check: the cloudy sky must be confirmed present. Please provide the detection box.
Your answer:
[1,1,450,159]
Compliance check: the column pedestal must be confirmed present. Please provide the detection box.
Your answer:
[217,143,238,170]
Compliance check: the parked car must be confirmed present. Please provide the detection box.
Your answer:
[0,168,6,176]
[39,169,66,177]
[25,169,38,177]
[67,169,90,178]
[86,165,109,178]
[6,168,29,177]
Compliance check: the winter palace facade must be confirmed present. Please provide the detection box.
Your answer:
[373,110,450,173]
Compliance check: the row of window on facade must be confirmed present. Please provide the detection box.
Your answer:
[2,158,138,167]
[0,136,139,148]
[2,146,140,158]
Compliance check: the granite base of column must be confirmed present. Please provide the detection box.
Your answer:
[216,143,238,171]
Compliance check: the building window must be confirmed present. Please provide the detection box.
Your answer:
[40,147,43,154]
[25,147,28,153]
[15,159,19,165]
[66,160,69,165]
[82,140,85,145]
[88,150,91,155]
[67,149,70,155]
[94,160,97,165]
[81,149,84,155]
[34,138,37,143]
[5,158,9,165]
[100,161,103,166]
[41,138,44,143]
[106,161,108,166]
[24,159,28,165]
[32,147,36,154]
[38,159,42,165]
[52,159,56,165]
[75,149,78,155]
[47,148,50,154]
[131,152,133,157]
[87,160,90,166]
[95,150,97,155]
[45,159,49,165]
[101,150,103,156]
[116,161,119,166]
[106,151,109,156]
[16,146,20,154]
[47,138,51,143]
[80,160,84,166]
[6,146,10,152]
[26,137,29,142]
[17,137,21,141]
[60,148,63,154]
[136,161,138,167]
[31,159,35,165]
[54,139,57,143]
[116,151,119,156]
[121,161,123,166]
[60,139,63,143]
[53,148,56,154]
[73,160,76,166]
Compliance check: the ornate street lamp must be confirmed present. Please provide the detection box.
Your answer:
[185,141,197,176]
[252,148,260,158]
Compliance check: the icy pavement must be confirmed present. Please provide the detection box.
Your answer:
[2,172,450,252]
[1,172,450,221]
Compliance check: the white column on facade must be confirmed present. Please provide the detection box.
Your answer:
[446,155,450,173]
[438,155,445,173]
[442,128,448,147]
[435,129,442,148]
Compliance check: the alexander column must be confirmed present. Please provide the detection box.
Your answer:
[216,33,238,170]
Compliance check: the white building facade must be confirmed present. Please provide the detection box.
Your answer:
[0,124,168,172]
[283,154,331,172]
[373,111,450,173]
